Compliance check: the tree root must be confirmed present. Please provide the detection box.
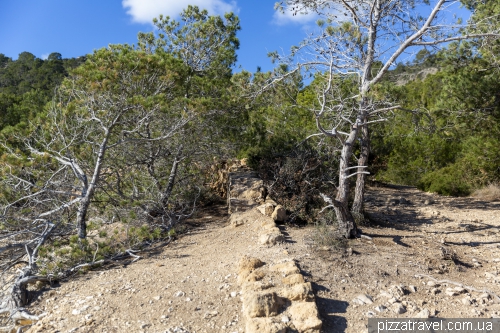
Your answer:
[415,274,500,304]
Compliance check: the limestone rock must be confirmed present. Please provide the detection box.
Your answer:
[416,308,430,318]
[461,296,472,305]
[353,294,373,305]
[282,274,305,286]
[246,318,286,333]
[271,205,287,222]
[239,270,266,285]
[282,283,315,302]
[239,256,265,273]
[259,233,284,246]
[391,303,406,314]
[265,199,278,206]
[257,203,276,217]
[242,281,275,293]
[243,292,281,318]
[289,302,322,333]
[271,261,300,276]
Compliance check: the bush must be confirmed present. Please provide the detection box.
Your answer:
[472,183,500,201]
[256,145,339,224]
[312,210,347,249]
[418,165,471,196]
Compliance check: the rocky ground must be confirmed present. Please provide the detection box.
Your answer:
[18,184,500,332]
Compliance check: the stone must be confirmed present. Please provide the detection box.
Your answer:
[353,294,373,305]
[387,297,398,304]
[429,288,440,295]
[424,198,435,205]
[390,285,406,298]
[230,292,238,298]
[243,292,281,318]
[242,281,275,293]
[239,270,266,285]
[271,262,300,276]
[271,205,287,222]
[239,256,265,273]
[479,293,490,299]
[461,296,472,305]
[282,274,305,286]
[174,291,185,297]
[374,305,387,313]
[289,302,322,333]
[282,283,315,302]
[257,203,276,217]
[409,285,417,293]
[392,303,406,314]
[259,233,284,246]
[245,318,286,333]
[204,310,218,319]
[416,309,430,318]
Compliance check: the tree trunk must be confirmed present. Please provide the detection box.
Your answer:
[162,145,183,207]
[0,224,54,323]
[76,196,91,239]
[334,125,358,238]
[352,122,370,216]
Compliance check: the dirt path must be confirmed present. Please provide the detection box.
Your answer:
[287,185,500,332]
[24,185,500,333]
[25,204,298,333]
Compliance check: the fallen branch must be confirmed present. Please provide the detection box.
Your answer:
[415,274,500,304]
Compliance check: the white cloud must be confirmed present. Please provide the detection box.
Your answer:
[41,53,49,60]
[122,0,238,24]
[272,6,318,26]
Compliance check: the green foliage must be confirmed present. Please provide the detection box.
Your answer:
[0,52,86,133]
[418,165,471,196]
[372,46,500,195]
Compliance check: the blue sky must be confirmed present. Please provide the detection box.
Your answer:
[0,0,471,73]
[0,0,318,73]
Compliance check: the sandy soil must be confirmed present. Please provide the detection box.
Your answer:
[22,185,500,333]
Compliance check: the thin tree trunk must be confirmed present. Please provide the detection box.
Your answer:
[352,122,370,215]
[76,132,110,239]
[76,196,91,239]
[162,145,183,207]
[334,125,358,238]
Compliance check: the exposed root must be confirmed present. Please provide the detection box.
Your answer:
[416,274,500,304]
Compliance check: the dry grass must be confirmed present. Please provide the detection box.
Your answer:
[472,183,500,201]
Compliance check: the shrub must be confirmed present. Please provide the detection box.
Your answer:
[256,145,339,224]
[418,165,471,196]
[312,210,347,249]
[472,183,500,201]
